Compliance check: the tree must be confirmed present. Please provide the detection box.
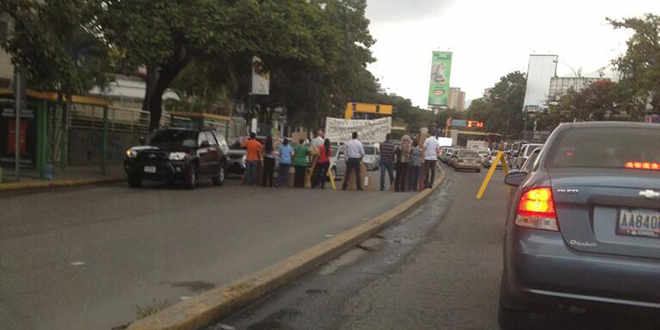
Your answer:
[609,14,660,115]
[466,71,526,137]
[0,0,112,96]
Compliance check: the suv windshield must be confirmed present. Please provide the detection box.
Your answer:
[548,127,660,169]
[364,146,377,154]
[150,130,198,147]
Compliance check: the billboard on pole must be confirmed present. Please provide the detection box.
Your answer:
[522,54,558,113]
[251,56,270,95]
[428,51,453,106]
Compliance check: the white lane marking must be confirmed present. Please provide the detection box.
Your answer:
[180,296,192,301]
[70,261,86,266]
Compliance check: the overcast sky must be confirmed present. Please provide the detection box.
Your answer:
[365,0,660,107]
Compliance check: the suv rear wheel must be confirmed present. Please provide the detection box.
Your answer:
[128,174,142,188]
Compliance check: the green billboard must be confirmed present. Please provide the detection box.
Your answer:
[428,51,453,106]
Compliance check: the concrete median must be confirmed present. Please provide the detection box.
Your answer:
[126,169,446,330]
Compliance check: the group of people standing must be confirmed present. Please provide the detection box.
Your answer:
[379,132,440,192]
[239,129,441,191]
[240,131,332,189]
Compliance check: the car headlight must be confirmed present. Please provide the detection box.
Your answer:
[126,149,137,158]
[168,152,187,161]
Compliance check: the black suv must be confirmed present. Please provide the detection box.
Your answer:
[124,128,229,189]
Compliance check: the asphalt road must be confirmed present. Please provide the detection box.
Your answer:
[216,164,506,330]
[0,171,413,330]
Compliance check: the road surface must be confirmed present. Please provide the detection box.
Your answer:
[0,171,411,330]
[216,165,655,330]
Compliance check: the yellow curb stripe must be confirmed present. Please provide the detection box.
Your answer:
[127,170,446,330]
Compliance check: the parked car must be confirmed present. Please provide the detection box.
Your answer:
[476,148,491,164]
[330,145,347,180]
[449,149,481,172]
[483,151,504,169]
[513,143,543,168]
[499,121,660,330]
[124,128,229,189]
[227,136,267,175]
[440,148,455,163]
[363,144,380,171]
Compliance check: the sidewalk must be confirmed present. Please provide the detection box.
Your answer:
[0,164,125,192]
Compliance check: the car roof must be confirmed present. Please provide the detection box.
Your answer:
[559,121,659,129]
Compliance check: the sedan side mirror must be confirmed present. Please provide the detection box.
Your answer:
[504,170,528,187]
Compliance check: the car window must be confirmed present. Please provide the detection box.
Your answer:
[230,139,245,150]
[459,150,479,158]
[364,146,377,154]
[205,132,218,146]
[548,127,660,169]
[525,145,542,157]
[150,130,198,147]
[522,149,541,172]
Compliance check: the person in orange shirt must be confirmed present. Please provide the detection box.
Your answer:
[241,132,263,185]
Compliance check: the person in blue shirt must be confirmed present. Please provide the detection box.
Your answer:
[277,138,294,187]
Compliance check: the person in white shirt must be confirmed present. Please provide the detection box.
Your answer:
[311,130,325,149]
[422,132,440,188]
[342,132,365,191]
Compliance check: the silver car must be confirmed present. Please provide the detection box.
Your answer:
[330,145,347,180]
[500,122,660,329]
[449,149,482,172]
[362,144,380,171]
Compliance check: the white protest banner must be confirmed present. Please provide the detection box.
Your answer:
[325,117,392,143]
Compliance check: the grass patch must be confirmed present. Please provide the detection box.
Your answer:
[135,298,170,320]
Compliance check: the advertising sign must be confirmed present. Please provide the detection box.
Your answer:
[522,54,558,113]
[251,56,270,95]
[325,117,392,143]
[428,51,453,106]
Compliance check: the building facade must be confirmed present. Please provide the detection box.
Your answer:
[548,76,603,101]
[448,87,466,111]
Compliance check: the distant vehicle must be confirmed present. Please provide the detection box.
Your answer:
[476,148,491,163]
[467,140,488,150]
[363,144,380,171]
[500,122,660,330]
[124,128,229,189]
[483,151,504,169]
[514,143,543,168]
[440,147,455,163]
[227,136,267,175]
[450,149,481,172]
[330,145,347,180]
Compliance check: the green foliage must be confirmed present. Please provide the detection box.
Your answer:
[0,0,112,94]
[609,14,660,114]
[466,71,526,137]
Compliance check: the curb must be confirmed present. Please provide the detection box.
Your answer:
[0,178,124,193]
[127,170,447,330]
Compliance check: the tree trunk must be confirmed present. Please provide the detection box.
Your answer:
[142,46,191,132]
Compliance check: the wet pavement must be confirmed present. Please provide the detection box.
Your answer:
[0,171,410,330]
[213,165,659,330]
[213,165,495,330]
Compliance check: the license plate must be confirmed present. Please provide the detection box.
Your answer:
[617,209,660,239]
[144,166,156,174]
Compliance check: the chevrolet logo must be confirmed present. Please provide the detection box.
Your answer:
[639,189,660,199]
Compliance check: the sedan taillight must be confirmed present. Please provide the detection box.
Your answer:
[515,187,559,231]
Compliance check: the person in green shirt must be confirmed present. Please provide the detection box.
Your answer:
[293,139,310,188]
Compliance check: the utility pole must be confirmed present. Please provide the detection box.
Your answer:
[14,66,23,180]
